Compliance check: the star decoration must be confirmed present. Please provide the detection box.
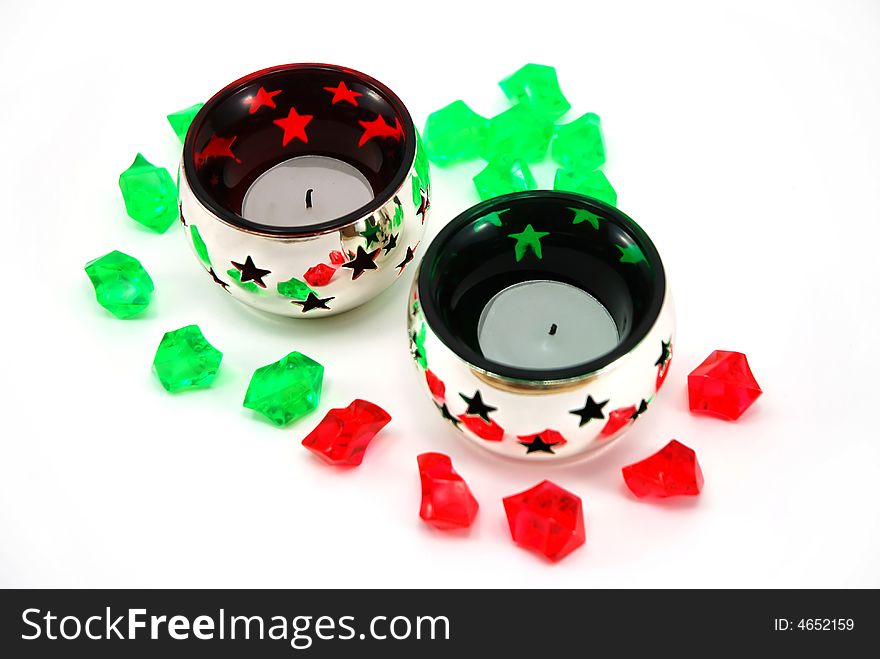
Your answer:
[273,106,313,146]
[617,242,646,265]
[230,255,271,288]
[416,188,430,224]
[292,292,334,312]
[571,207,601,229]
[655,340,672,367]
[459,390,496,423]
[362,220,382,247]
[341,245,379,280]
[179,206,186,226]
[569,395,608,427]
[508,224,550,262]
[436,402,461,427]
[630,399,649,420]
[207,267,230,291]
[195,134,239,168]
[323,80,362,106]
[357,114,403,147]
[383,232,398,255]
[395,246,415,274]
[519,435,559,454]
[245,86,281,114]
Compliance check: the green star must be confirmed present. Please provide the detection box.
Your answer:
[617,242,646,265]
[411,323,428,368]
[508,224,550,262]
[362,220,382,247]
[570,208,600,230]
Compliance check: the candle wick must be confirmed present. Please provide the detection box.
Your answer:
[549,323,558,336]
[305,188,314,209]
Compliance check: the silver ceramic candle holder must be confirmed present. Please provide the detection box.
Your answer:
[178,63,431,317]
[408,191,675,463]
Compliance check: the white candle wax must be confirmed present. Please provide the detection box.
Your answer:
[477,280,619,370]
[241,155,374,227]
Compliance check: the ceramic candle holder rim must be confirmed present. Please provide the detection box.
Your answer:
[416,190,667,384]
[182,62,417,239]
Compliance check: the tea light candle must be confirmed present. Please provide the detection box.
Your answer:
[477,280,619,370]
[241,155,374,227]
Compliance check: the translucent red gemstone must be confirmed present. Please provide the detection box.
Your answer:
[458,414,504,441]
[622,439,704,498]
[303,263,336,287]
[417,452,479,530]
[425,369,445,401]
[600,405,636,438]
[503,480,585,561]
[301,399,391,466]
[516,429,568,448]
[329,250,346,266]
[688,350,762,420]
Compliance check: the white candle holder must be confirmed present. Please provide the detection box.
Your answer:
[178,63,430,317]
[408,191,675,463]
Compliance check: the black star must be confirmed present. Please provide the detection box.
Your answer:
[396,246,415,273]
[207,267,230,292]
[436,402,461,427]
[631,399,649,420]
[178,204,186,226]
[569,395,608,427]
[655,340,672,367]
[383,232,398,255]
[416,188,430,224]
[519,435,559,454]
[292,292,334,313]
[459,390,496,423]
[341,245,379,280]
[230,255,271,288]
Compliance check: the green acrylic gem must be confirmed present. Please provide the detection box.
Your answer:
[571,207,601,230]
[508,224,550,262]
[118,153,178,233]
[473,160,536,201]
[554,168,617,206]
[412,323,428,368]
[84,250,154,319]
[481,105,554,164]
[423,100,488,166]
[152,324,223,393]
[392,201,404,228]
[167,102,204,143]
[227,268,263,294]
[499,63,571,121]
[276,276,314,300]
[243,351,324,426]
[552,112,606,171]
[415,129,431,186]
[190,225,211,266]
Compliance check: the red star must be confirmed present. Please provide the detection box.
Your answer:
[357,114,403,147]
[323,81,362,106]
[273,106,313,146]
[245,86,281,114]
[195,134,239,168]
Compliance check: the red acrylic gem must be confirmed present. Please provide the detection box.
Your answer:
[503,480,585,561]
[417,452,479,530]
[458,414,504,441]
[622,439,704,498]
[329,250,346,266]
[425,369,445,401]
[688,350,762,420]
[600,405,637,438]
[303,263,336,287]
[301,399,391,466]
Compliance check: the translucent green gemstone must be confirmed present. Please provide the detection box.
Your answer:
[167,103,204,143]
[473,160,536,201]
[118,153,178,233]
[276,276,314,300]
[84,250,154,319]
[243,351,324,426]
[190,225,211,266]
[482,105,553,164]
[554,169,617,206]
[552,113,606,171]
[412,323,428,368]
[152,325,223,392]
[423,100,488,166]
[227,268,263,294]
[499,63,571,121]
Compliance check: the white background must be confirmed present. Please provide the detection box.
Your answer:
[1,0,878,588]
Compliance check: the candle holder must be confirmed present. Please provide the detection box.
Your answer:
[408,191,674,462]
[179,63,430,317]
